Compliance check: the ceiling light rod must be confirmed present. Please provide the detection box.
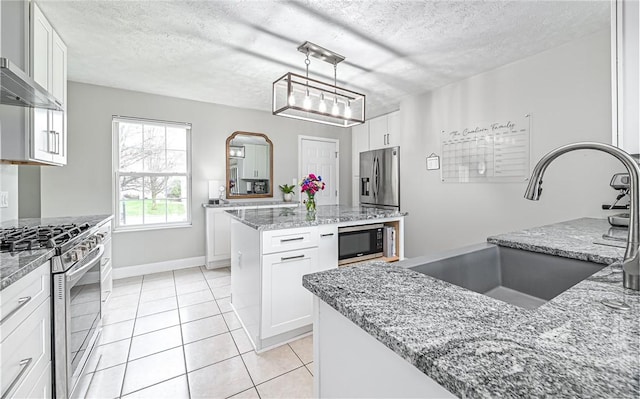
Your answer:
[297,41,345,65]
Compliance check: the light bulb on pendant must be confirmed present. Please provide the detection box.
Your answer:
[319,93,327,113]
[303,90,311,110]
[344,100,352,119]
[331,97,339,116]
[288,92,296,106]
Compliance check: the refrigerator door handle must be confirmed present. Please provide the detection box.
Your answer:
[373,157,380,199]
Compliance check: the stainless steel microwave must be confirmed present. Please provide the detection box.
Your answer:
[338,223,384,266]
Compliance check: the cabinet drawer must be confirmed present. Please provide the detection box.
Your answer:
[262,227,318,254]
[101,265,113,307]
[0,262,50,338]
[13,361,51,399]
[101,238,112,269]
[0,298,51,399]
[97,220,112,239]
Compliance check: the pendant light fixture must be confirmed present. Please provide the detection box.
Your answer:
[272,41,366,128]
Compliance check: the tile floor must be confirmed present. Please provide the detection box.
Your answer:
[76,266,313,399]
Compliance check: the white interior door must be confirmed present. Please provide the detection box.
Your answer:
[299,137,339,206]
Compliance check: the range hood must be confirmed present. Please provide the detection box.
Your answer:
[1,57,62,111]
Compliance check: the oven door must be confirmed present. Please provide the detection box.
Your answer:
[53,244,104,399]
[338,224,384,265]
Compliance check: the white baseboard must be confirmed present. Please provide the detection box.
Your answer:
[205,259,231,270]
[113,256,206,280]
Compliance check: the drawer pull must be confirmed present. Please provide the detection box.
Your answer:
[1,358,33,399]
[320,233,335,237]
[102,291,112,303]
[281,254,305,262]
[280,237,304,243]
[0,296,32,326]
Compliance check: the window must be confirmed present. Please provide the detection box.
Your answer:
[113,117,191,230]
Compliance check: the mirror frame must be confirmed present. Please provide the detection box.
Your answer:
[226,131,274,199]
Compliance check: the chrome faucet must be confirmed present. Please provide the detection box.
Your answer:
[525,142,640,291]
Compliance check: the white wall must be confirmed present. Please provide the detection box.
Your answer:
[40,82,351,269]
[0,165,18,222]
[400,30,623,257]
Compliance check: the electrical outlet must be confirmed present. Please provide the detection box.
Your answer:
[0,191,8,208]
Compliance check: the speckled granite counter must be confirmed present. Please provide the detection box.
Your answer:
[1,214,113,291]
[227,205,406,231]
[202,200,298,209]
[303,218,638,398]
[488,218,625,265]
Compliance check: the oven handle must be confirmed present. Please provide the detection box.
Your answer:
[66,245,105,282]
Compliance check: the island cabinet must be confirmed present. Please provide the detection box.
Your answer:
[231,222,338,351]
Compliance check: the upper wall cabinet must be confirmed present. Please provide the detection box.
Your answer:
[357,111,402,154]
[31,2,67,165]
[0,0,67,166]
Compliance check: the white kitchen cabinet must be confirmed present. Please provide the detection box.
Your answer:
[369,111,401,150]
[31,2,52,92]
[30,1,67,165]
[318,225,338,271]
[205,203,298,269]
[387,111,401,147]
[240,144,269,179]
[100,222,113,309]
[205,207,232,268]
[261,247,318,338]
[0,0,67,165]
[0,263,51,399]
[352,121,369,174]
[369,116,388,150]
[351,121,370,206]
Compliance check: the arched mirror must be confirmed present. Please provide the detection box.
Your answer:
[226,131,273,198]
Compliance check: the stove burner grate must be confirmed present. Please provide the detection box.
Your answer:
[0,223,91,253]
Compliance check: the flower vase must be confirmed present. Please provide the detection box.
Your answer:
[283,192,294,202]
[305,194,316,213]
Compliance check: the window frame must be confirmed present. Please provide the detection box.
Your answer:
[112,116,193,232]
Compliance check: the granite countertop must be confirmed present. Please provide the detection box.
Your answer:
[1,214,113,291]
[303,218,638,398]
[201,200,298,208]
[227,205,406,231]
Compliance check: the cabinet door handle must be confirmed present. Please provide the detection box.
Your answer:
[0,296,32,325]
[55,131,60,154]
[1,358,33,399]
[320,233,334,237]
[281,254,305,261]
[281,237,304,243]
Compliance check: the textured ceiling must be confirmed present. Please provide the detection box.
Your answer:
[38,0,610,119]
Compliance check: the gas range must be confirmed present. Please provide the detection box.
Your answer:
[0,223,91,254]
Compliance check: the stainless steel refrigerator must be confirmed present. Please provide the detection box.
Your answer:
[359,147,400,210]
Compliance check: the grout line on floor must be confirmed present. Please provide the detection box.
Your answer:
[174,269,193,399]
[119,373,188,398]
[117,276,146,398]
[253,364,310,390]
[288,342,306,367]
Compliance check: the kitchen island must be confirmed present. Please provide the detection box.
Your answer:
[303,218,639,398]
[227,205,406,351]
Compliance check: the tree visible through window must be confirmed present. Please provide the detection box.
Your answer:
[113,117,191,229]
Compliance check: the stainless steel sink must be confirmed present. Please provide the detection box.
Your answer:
[399,244,605,309]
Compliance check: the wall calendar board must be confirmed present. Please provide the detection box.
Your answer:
[440,115,531,183]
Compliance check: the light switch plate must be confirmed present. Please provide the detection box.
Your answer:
[0,191,8,208]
